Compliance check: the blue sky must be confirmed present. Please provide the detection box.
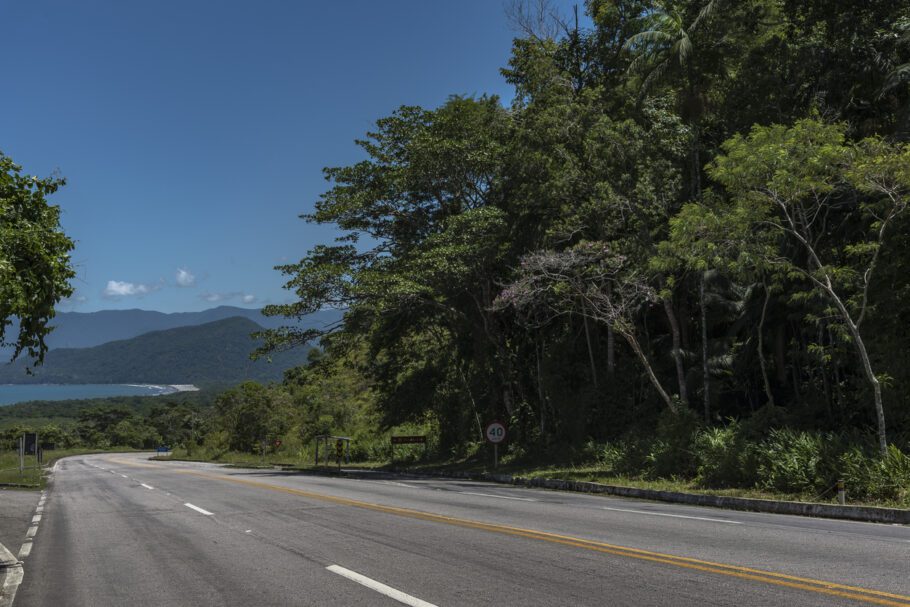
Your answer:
[2,1,583,313]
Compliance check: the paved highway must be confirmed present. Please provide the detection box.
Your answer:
[8,453,910,606]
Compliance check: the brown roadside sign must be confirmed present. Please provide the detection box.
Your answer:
[391,435,427,445]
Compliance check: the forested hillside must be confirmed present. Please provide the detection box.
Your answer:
[0,317,311,385]
[248,0,910,491]
[9,1,910,504]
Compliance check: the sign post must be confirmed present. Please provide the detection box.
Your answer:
[484,420,507,469]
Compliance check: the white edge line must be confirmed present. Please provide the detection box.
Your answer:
[140,484,154,490]
[459,491,538,502]
[601,506,742,525]
[17,541,32,559]
[326,565,437,607]
[184,503,213,516]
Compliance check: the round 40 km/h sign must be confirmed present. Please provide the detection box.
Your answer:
[485,420,507,444]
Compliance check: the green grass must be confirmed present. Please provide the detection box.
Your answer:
[0,448,139,489]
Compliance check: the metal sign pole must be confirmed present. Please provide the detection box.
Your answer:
[19,435,24,475]
[494,443,498,469]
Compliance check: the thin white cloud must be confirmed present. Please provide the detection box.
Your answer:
[198,291,257,305]
[103,280,158,298]
[176,268,196,287]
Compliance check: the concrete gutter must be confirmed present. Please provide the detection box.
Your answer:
[391,467,910,525]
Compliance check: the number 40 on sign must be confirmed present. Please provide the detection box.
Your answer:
[485,420,507,468]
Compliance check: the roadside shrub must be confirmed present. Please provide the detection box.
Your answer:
[840,445,910,503]
[694,422,758,488]
[755,429,825,493]
[644,408,700,479]
[599,439,648,476]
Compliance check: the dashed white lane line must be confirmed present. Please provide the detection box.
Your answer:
[140,483,154,490]
[17,542,32,559]
[25,525,38,539]
[184,503,213,516]
[119,474,128,478]
[601,506,742,525]
[459,491,538,502]
[326,565,437,607]
[31,515,41,523]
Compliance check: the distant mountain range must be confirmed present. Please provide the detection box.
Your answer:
[3,305,340,352]
[0,317,314,386]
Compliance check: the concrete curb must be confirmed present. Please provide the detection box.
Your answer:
[389,467,910,525]
[0,541,22,607]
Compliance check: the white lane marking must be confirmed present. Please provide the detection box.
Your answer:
[459,491,538,502]
[25,525,38,538]
[119,474,128,478]
[184,503,213,516]
[601,506,742,525]
[372,480,418,489]
[31,515,41,523]
[36,506,44,513]
[326,565,437,607]
[17,541,32,559]
[140,483,154,490]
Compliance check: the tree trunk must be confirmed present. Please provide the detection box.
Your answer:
[622,330,677,414]
[826,294,888,455]
[582,311,599,390]
[662,296,689,406]
[535,342,547,435]
[758,281,775,407]
[699,273,710,422]
[606,325,615,375]
[775,324,787,385]
[606,283,615,375]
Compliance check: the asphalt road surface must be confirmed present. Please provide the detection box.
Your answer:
[8,453,910,607]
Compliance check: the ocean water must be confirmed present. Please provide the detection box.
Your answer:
[0,384,173,406]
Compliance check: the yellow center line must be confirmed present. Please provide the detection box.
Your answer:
[159,467,910,607]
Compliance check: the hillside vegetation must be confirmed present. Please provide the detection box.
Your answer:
[0,317,311,385]
[7,1,910,506]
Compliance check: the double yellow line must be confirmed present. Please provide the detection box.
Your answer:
[109,458,910,606]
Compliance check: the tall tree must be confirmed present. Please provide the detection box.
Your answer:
[0,153,75,364]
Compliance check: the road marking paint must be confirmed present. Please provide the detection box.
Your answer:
[184,503,213,516]
[36,506,43,514]
[178,469,910,607]
[140,483,154,490]
[601,506,742,525]
[119,474,128,478]
[25,525,37,539]
[17,541,32,559]
[31,515,41,523]
[459,491,538,502]
[327,565,437,607]
[0,563,23,607]
[245,529,252,533]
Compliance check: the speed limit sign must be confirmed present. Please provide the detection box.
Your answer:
[485,420,507,444]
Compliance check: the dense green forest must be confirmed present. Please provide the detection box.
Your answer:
[7,1,910,504]
[254,0,910,498]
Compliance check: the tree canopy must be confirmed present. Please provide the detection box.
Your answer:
[0,153,75,363]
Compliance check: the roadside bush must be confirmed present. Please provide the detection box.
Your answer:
[755,429,825,493]
[694,423,758,488]
[644,408,701,479]
[840,445,910,503]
